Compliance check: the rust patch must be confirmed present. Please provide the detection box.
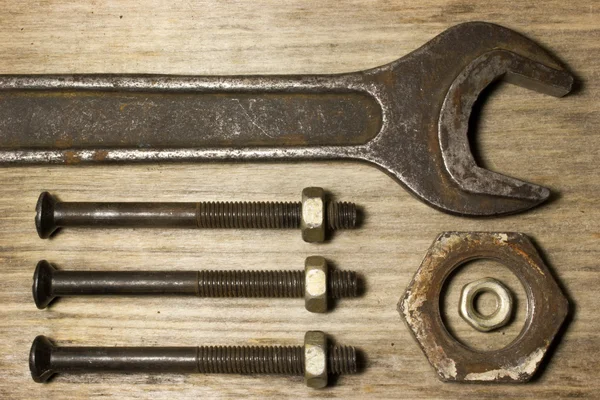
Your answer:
[92,150,109,162]
[63,151,81,165]
[54,138,73,149]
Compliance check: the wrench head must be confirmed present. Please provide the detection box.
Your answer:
[362,22,573,216]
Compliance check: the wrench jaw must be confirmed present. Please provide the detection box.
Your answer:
[361,21,574,216]
[438,50,573,212]
[356,149,554,217]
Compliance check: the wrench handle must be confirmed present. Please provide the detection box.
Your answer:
[0,74,380,162]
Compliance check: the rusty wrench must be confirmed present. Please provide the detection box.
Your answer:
[0,22,573,216]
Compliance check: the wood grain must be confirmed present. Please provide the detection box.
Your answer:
[0,1,598,398]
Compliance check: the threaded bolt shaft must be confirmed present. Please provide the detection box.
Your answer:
[196,200,355,229]
[196,345,357,375]
[35,188,358,242]
[197,201,302,229]
[197,269,358,298]
[30,333,359,387]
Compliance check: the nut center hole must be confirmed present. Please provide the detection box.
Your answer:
[473,289,500,318]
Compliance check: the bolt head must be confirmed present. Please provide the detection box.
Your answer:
[305,256,328,313]
[301,187,326,243]
[35,192,58,239]
[32,260,57,309]
[304,330,328,389]
[29,335,55,383]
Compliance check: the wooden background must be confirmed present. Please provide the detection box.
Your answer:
[0,1,598,398]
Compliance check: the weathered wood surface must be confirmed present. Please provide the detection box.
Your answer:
[0,1,598,398]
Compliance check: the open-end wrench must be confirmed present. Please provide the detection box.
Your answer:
[0,22,573,216]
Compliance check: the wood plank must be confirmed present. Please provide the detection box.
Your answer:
[0,1,598,398]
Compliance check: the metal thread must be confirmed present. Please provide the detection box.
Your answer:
[196,201,356,230]
[327,202,357,230]
[198,270,304,297]
[329,270,359,299]
[197,270,358,298]
[196,345,357,375]
[329,346,358,375]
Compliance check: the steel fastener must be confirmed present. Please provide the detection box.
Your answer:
[399,232,569,383]
[35,187,357,242]
[33,256,359,313]
[30,331,359,387]
[459,277,513,332]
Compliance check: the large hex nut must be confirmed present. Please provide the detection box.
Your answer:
[305,256,328,313]
[398,232,569,383]
[301,187,326,243]
[304,330,328,388]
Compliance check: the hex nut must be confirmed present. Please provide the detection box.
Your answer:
[398,232,569,383]
[301,187,326,243]
[304,330,328,388]
[305,256,328,313]
[459,277,513,332]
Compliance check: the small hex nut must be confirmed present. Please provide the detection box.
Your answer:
[459,277,513,332]
[301,187,326,243]
[304,330,328,389]
[305,256,328,313]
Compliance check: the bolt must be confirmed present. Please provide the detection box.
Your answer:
[35,187,358,242]
[33,257,359,313]
[30,331,359,387]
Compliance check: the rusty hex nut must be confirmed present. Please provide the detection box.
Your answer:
[304,330,328,388]
[399,232,569,383]
[305,256,328,313]
[301,187,326,243]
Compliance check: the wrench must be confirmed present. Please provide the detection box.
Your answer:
[0,22,573,216]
